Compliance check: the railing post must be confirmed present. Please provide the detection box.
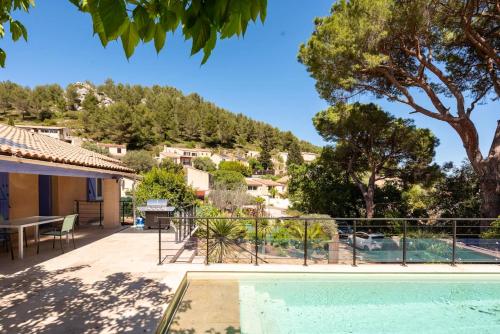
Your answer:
[402,220,407,267]
[452,220,457,266]
[303,220,308,266]
[352,220,357,267]
[158,216,161,265]
[254,218,259,266]
[75,201,80,226]
[99,201,103,228]
[205,218,209,265]
[121,201,125,224]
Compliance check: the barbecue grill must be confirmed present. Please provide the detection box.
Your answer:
[137,199,175,229]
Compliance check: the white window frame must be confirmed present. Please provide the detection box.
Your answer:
[95,178,103,200]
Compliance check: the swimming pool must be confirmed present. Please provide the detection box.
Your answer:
[163,273,500,333]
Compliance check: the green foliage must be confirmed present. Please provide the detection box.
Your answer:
[81,141,111,156]
[122,150,156,173]
[299,0,500,217]
[219,160,251,176]
[69,0,267,64]
[481,219,500,239]
[288,151,363,217]
[429,161,481,218]
[258,128,274,171]
[0,80,317,153]
[0,1,267,67]
[286,140,304,167]
[313,102,438,217]
[192,156,216,172]
[299,0,498,108]
[159,158,184,174]
[248,157,262,171]
[0,0,32,67]
[212,170,245,190]
[135,166,195,208]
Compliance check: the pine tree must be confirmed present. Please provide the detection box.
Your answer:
[287,140,304,167]
[258,129,274,171]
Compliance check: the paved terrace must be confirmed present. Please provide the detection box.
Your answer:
[1,226,499,333]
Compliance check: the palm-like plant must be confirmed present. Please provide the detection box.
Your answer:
[203,218,246,263]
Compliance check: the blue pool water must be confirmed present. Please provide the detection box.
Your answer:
[238,274,500,334]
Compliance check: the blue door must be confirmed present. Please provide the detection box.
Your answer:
[39,175,52,216]
[0,172,8,220]
[87,178,97,201]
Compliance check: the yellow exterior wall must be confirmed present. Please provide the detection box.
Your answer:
[102,179,120,228]
[9,173,39,219]
[52,176,87,216]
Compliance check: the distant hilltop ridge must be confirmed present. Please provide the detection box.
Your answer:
[0,79,320,154]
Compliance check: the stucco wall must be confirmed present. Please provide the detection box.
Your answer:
[52,176,87,216]
[9,173,39,219]
[185,167,210,191]
[103,179,120,228]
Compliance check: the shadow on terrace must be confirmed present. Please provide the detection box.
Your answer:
[0,264,172,334]
[0,225,123,275]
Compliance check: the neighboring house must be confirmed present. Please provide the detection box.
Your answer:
[0,124,136,230]
[184,166,212,199]
[210,153,232,167]
[97,143,127,157]
[158,146,212,166]
[301,152,318,163]
[246,150,260,159]
[15,125,72,142]
[245,178,285,198]
[277,151,319,165]
[276,175,290,193]
[120,177,136,198]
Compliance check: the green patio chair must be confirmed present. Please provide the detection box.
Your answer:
[37,214,78,254]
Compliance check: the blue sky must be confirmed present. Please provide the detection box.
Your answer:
[1,0,498,165]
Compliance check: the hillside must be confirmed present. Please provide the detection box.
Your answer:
[0,80,319,153]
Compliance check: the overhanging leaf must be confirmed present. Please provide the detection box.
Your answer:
[97,0,128,40]
[154,24,166,53]
[121,21,139,59]
[0,48,5,67]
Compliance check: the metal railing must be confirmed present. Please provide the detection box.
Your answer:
[158,216,198,264]
[74,200,103,227]
[157,217,500,266]
[119,200,133,225]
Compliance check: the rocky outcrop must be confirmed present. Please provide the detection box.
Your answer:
[69,82,114,110]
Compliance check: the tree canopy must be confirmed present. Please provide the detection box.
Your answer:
[122,150,156,172]
[218,160,251,176]
[299,0,500,217]
[0,0,268,67]
[192,156,216,172]
[313,102,438,218]
[135,166,195,207]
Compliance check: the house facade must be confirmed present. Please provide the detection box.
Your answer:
[0,124,136,231]
[15,125,72,142]
[97,143,127,157]
[245,178,285,198]
[184,166,212,198]
[158,146,212,166]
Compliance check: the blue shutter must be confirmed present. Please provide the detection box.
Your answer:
[39,175,52,216]
[87,178,97,201]
[0,172,9,219]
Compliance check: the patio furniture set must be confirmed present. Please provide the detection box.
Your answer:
[0,214,78,260]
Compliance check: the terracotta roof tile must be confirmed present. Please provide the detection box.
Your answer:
[0,124,134,173]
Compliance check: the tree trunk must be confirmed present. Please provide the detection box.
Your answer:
[363,188,375,219]
[478,157,500,218]
[451,119,500,217]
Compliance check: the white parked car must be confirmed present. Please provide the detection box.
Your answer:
[348,232,384,251]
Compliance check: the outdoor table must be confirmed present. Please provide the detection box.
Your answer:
[0,216,64,259]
